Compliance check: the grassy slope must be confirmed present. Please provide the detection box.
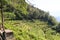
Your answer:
[4,20,60,40]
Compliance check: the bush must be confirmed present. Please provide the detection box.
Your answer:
[4,12,16,20]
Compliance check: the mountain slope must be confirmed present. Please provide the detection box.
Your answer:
[0,0,57,26]
[0,0,59,40]
[4,20,60,40]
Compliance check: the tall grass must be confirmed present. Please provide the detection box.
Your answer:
[4,20,60,40]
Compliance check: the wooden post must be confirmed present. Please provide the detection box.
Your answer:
[0,0,6,40]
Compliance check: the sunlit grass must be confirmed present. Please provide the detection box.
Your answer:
[3,20,60,40]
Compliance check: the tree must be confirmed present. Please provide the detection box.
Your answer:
[56,23,60,32]
[48,16,57,25]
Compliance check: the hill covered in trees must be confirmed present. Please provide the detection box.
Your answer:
[0,0,60,40]
[0,0,57,25]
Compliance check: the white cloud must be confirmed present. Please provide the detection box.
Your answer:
[26,0,60,17]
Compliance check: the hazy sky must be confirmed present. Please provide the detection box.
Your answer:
[26,0,60,17]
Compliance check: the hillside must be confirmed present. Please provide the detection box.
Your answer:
[4,20,60,40]
[0,0,60,40]
[0,0,57,25]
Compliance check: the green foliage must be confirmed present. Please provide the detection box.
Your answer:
[0,0,59,40]
[48,16,57,25]
[4,20,60,40]
[4,0,28,15]
[0,0,58,26]
[54,23,60,32]
[4,12,16,20]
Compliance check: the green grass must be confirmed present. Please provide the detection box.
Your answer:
[3,20,60,40]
